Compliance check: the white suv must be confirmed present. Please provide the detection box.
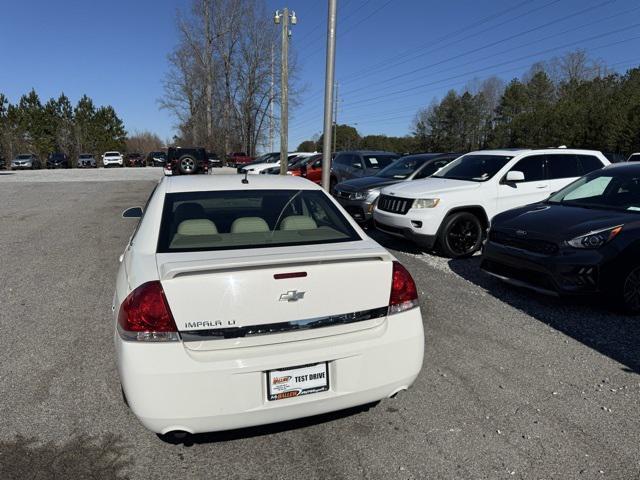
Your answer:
[102,151,124,167]
[374,148,609,257]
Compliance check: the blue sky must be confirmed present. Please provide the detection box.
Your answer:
[1,0,639,151]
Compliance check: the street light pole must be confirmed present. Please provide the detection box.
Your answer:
[321,0,338,191]
[274,8,297,175]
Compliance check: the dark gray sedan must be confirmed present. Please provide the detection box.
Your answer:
[333,153,459,225]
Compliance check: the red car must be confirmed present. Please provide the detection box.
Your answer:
[227,152,254,168]
[290,154,330,184]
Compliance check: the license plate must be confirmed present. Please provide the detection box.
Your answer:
[267,362,329,401]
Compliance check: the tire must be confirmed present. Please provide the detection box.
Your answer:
[437,211,483,258]
[178,154,198,175]
[619,265,640,314]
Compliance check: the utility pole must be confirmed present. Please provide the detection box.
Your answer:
[321,0,338,191]
[333,81,339,154]
[269,43,275,153]
[274,8,297,175]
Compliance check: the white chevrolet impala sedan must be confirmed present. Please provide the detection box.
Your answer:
[114,174,424,437]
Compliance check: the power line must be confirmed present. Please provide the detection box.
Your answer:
[341,0,630,103]
[330,56,640,128]
[290,30,640,131]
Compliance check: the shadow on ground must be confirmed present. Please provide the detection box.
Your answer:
[369,229,640,374]
[448,256,640,375]
[0,172,15,176]
[0,434,133,480]
[159,402,378,446]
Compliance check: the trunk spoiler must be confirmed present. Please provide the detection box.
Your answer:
[158,249,392,280]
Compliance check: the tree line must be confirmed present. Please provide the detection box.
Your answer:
[0,90,127,163]
[161,0,294,158]
[414,51,639,155]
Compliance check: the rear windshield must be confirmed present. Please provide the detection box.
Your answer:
[157,189,360,252]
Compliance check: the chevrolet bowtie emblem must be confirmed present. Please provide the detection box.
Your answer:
[279,290,306,302]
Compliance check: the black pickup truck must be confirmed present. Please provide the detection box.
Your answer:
[165,147,210,175]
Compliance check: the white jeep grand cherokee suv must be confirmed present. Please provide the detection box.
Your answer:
[103,151,124,167]
[115,174,424,438]
[374,148,609,257]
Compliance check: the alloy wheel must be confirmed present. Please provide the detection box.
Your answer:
[181,158,195,173]
[447,218,481,256]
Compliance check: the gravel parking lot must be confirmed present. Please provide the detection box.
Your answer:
[0,168,638,479]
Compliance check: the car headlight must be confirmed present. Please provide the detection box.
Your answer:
[412,198,440,209]
[567,225,623,249]
[351,192,367,200]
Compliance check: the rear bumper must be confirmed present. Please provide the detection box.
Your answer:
[116,308,424,434]
[480,240,606,295]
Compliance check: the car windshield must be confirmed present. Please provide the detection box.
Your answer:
[105,152,119,156]
[17,154,32,160]
[547,169,640,213]
[80,154,92,159]
[363,155,398,170]
[433,154,513,182]
[157,189,360,253]
[377,155,433,179]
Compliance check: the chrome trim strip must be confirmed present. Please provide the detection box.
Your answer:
[180,306,388,342]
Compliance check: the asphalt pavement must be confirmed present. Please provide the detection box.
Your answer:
[0,168,638,480]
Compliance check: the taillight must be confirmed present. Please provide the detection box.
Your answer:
[388,261,419,315]
[117,281,179,342]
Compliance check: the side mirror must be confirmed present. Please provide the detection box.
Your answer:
[505,170,525,182]
[353,163,362,169]
[122,206,143,218]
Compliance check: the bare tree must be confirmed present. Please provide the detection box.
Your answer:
[160,0,295,157]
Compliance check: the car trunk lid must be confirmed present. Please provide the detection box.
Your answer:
[157,242,393,351]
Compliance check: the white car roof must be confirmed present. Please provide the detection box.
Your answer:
[465,148,605,156]
[164,174,322,193]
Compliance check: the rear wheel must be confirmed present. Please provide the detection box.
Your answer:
[437,212,483,258]
[178,155,197,175]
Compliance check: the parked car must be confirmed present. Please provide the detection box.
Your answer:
[0,156,6,169]
[11,153,41,170]
[628,153,640,162]
[126,152,145,167]
[237,152,280,173]
[208,153,223,168]
[481,163,640,313]
[147,151,167,167]
[115,174,423,438]
[374,148,610,258]
[227,152,254,168]
[164,147,209,175]
[103,151,124,167]
[290,153,325,183]
[77,153,97,168]
[334,153,459,225]
[241,152,313,175]
[330,151,400,192]
[47,152,70,169]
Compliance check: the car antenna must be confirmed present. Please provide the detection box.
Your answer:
[242,171,249,184]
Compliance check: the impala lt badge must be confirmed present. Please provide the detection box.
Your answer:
[516,230,528,237]
[279,290,305,302]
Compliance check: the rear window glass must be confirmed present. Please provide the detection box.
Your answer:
[578,155,604,174]
[157,189,360,252]
[547,154,580,179]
